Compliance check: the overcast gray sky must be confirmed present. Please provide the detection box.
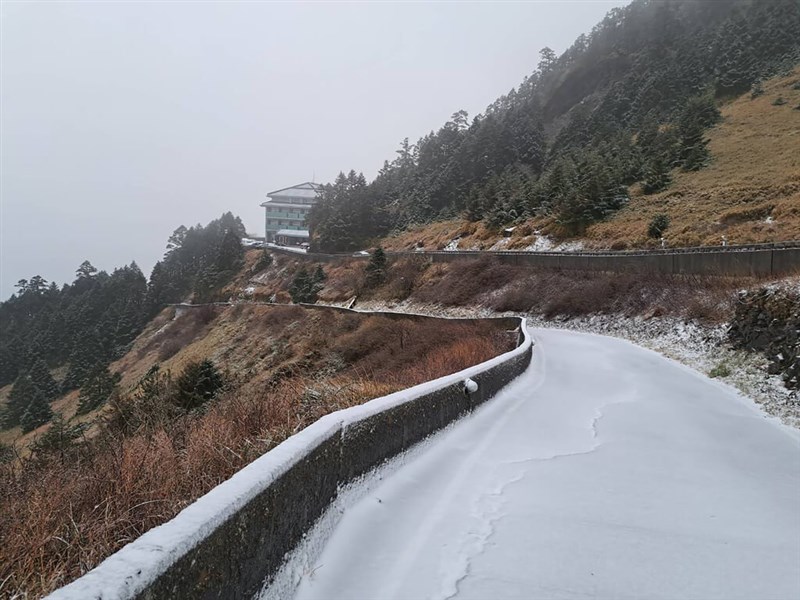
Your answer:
[1,0,627,299]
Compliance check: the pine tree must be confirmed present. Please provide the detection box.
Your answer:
[313,265,327,285]
[77,366,121,415]
[20,388,53,433]
[215,228,244,276]
[289,267,313,304]
[365,247,388,288]
[172,359,224,411]
[680,121,711,171]
[3,376,34,429]
[648,214,671,238]
[29,358,59,401]
[642,156,672,194]
[63,329,106,391]
[677,94,720,171]
[75,260,98,280]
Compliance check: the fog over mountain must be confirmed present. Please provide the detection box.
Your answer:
[1,0,625,299]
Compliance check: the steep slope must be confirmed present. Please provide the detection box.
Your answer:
[308,0,800,252]
[586,68,800,247]
[0,293,514,597]
[381,67,800,251]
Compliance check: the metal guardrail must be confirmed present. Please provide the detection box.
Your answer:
[392,240,800,258]
[264,240,800,276]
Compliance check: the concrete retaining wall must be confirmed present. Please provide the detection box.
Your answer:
[267,243,800,277]
[48,317,532,600]
[409,246,800,276]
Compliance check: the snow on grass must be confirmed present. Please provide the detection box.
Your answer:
[552,239,585,252]
[520,235,585,253]
[523,234,554,252]
[488,238,510,251]
[443,238,460,251]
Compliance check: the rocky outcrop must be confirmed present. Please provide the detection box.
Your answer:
[729,287,799,390]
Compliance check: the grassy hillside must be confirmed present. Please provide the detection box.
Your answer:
[1,294,513,596]
[586,67,800,248]
[381,68,800,252]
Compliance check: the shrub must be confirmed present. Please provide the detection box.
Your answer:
[171,359,224,411]
[29,415,87,461]
[158,338,183,361]
[196,304,218,325]
[708,362,731,378]
[415,257,516,306]
[155,308,217,361]
[647,214,670,239]
[772,96,787,106]
[0,442,14,464]
[253,250,273,273]
[105,365,177,435]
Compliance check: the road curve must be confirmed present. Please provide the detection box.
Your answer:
[291,329,800,600]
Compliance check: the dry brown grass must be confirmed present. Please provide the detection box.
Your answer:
[414,257,518,306]
[487,270,747,323]
[0,306,512,598]
[385,257,760,324]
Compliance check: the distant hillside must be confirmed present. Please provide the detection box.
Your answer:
[307,0,800,252]
[383,67,800,251]
[0,212,247,435]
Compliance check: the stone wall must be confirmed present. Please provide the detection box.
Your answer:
[729,287,799,390]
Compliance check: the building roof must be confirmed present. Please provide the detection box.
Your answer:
[275,229,310,238]
[267,182,322,200]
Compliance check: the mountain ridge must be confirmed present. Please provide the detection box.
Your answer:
[306,0,800,252]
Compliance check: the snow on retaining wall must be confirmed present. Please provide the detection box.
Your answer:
[47,319,532,600]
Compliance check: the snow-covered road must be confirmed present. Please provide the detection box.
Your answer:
[291,329,800,600]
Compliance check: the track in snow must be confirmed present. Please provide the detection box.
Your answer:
[286,329,800,600]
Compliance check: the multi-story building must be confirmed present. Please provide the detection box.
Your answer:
[260,182,321,244]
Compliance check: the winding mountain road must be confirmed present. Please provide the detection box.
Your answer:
[291,329,800,600]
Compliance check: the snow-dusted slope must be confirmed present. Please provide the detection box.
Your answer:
[289,329,800,600]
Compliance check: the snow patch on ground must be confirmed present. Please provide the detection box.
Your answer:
[552,239,585,252]
[761,275,800,295]
[444,238,460,251]
[520,236,584,253]
[265,243,307,254]
[523,235,553,252]
[488,238,510,251]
